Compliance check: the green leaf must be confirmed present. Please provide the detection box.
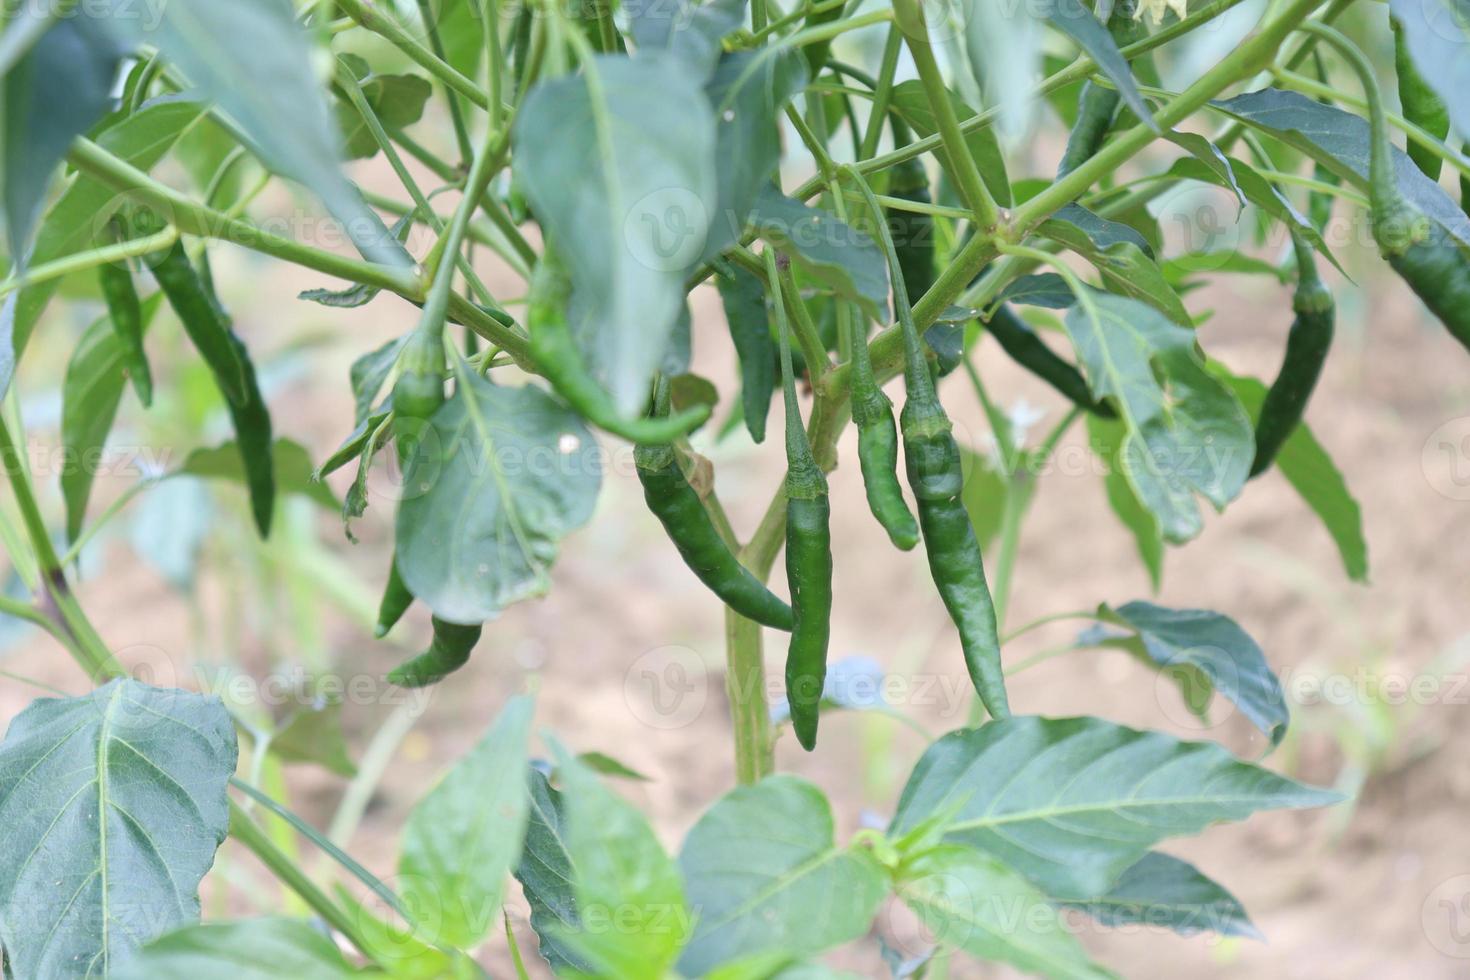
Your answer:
[514,768,592,974]
[1087,413,1163,589]
[1213,88,1470,249]
[334,54,432,159]
[750,187,889,320]
[964,0,1043,140]
[271,700,356,777]
[553,746,691,979]
[2,15,125,260]
[1084,601,1289,746]
[677,775,888,976]
[113,918,363,979]
[575,751,652,782]
[888,80,1012,207]
[1219,370,1367,582]
[958,446,1017,551]
[179,438,338,512]
[0,679,237,976]
[118,1,409,266]
[399,695,535,950]
[61,295,163,542]
[394,372,602,624]
[332,887,470,979]
[629,0,746,76]
[996,273,1076,309]
[703,48,810,262]
[1045,0,1154,134]
[1064,292,1253,543]
[513,55,717,415]
[897,845,1116,980]
[349,335,409,426]
[7,98,207,391]
[434,0,487,80]
[1060,852,1260,939]
[716,264,776,443]
[1041,205,1189,324]
[888,715,1341,899]
[1387,0,1470,143]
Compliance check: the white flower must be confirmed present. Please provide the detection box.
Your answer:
[1135,0,1188,24]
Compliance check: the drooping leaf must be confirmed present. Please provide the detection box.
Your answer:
[553,746,691,978]
[1087,413,1164,589]
[716,264,776,442]
[349,335,409,426]
[1082,601,1289,746]
[113,918,362,979]
[1219,370,1367,582]
[678,776,888,976]
[889,715,1341,899]
[178,438,338,511]
[897,845,1117,979]
[105,0,411,267]
[271,700,356,777]
[513,55,717,415]
[61,296,163,542]
[1065,292,1253,543]
[702,48,810,262]
[394,373,602,625]
[2,14,125,261]
[1060,852,1260,939]
[514,768,592,974]
[399,695,535,950]
[1213,88,1470,249]
[1044,0,1154,133]
[1041,205,1189,323]
[0,679,237,977]
[750,187,889,320]
[888,80,1012,206]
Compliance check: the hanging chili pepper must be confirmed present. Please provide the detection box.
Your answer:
[886,117,936,304]
[527,247,710,443]
[1056,0,1149,178]
[844,168,1010,721]
[375,557,415,638]
[636,382,795,630]
[1251,232,1335,477]
[97,260,153,407]
[147,238,276,536]
[1391,16,1449,181]
[388,616,482,687]
[392,328,446,422]
[846,304,920,550]
[984,305,1115,418]
[764,250,832,752]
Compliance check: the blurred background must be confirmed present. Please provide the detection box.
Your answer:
[3,1,1469,977]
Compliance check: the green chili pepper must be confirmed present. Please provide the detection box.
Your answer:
[886,118,936,303]
[527,247,710,443]
[983,305,1115,419]
[148,238,276,536]
[97,261,153,407]
[765,250,832,752]
[1055,0,1148,179]
[376,555,415,638]
[1250,232,1334,477]
[846,303,920,551]
[635,386,795,630]
[844,167,1010,721]
[388,616,482,687]
[392,328,446,422]
[1392,16,1448,181]
[1323,23,1470,354]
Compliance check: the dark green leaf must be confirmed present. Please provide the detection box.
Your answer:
[179,438,336,511]
[0,680,237,976]
[1044,0,1154,133]
[678,776,888,976]
[514,55,717,415]
[629,0,746,76]
[400,695,534,949]
[395,372,602,624]
[1213,88,1470,249]
[716,264,776,442]
[1061,852,1261,939]
[1041,205,1189,324]
[1087,413,1164,589]
[1084,601,1290,746]
[334,54,432,159]
[997,273,1076,309]
[514,768,592,974]
[271,701,356,777]
[349,335,409,425]
[890,716,1341,899]
[750,188,889,320]
[113,918,361,979]
[888,79,1012,207]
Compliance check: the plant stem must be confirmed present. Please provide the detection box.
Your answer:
[0,228,177,300]
[725,609,773,784]
[335,0,494,111]
[414,0,473,163]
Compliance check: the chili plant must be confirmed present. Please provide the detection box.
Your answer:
[1,0,1461,975]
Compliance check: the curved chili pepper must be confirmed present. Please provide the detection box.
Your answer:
[983,305,1115,419]
[148,239,276,536]
[97,261,153,407]
[845,168,1010,721]
[635,414,795,630]
[1392,16,1448,181]
[1250,232,1334,477]
[375,557,415,638]
[527,248,710,444]
[1055,0,1148,179]
[765,250,832,752]
[847,315,920,550]
[388,616,482,687]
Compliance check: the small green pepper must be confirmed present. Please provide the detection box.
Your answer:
[983,305,1115,419]
[96,261,153,407]
[765,250,832,752]
[388,616,482,687]
[528,247,710,443]
[376,557,415,638]
[885,118,936,304]
[845,168,1010,721]
[1055,0,1149,178]
[1391,16,1448,181]
[392,328,446,422]
[1250,232,1334,477]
